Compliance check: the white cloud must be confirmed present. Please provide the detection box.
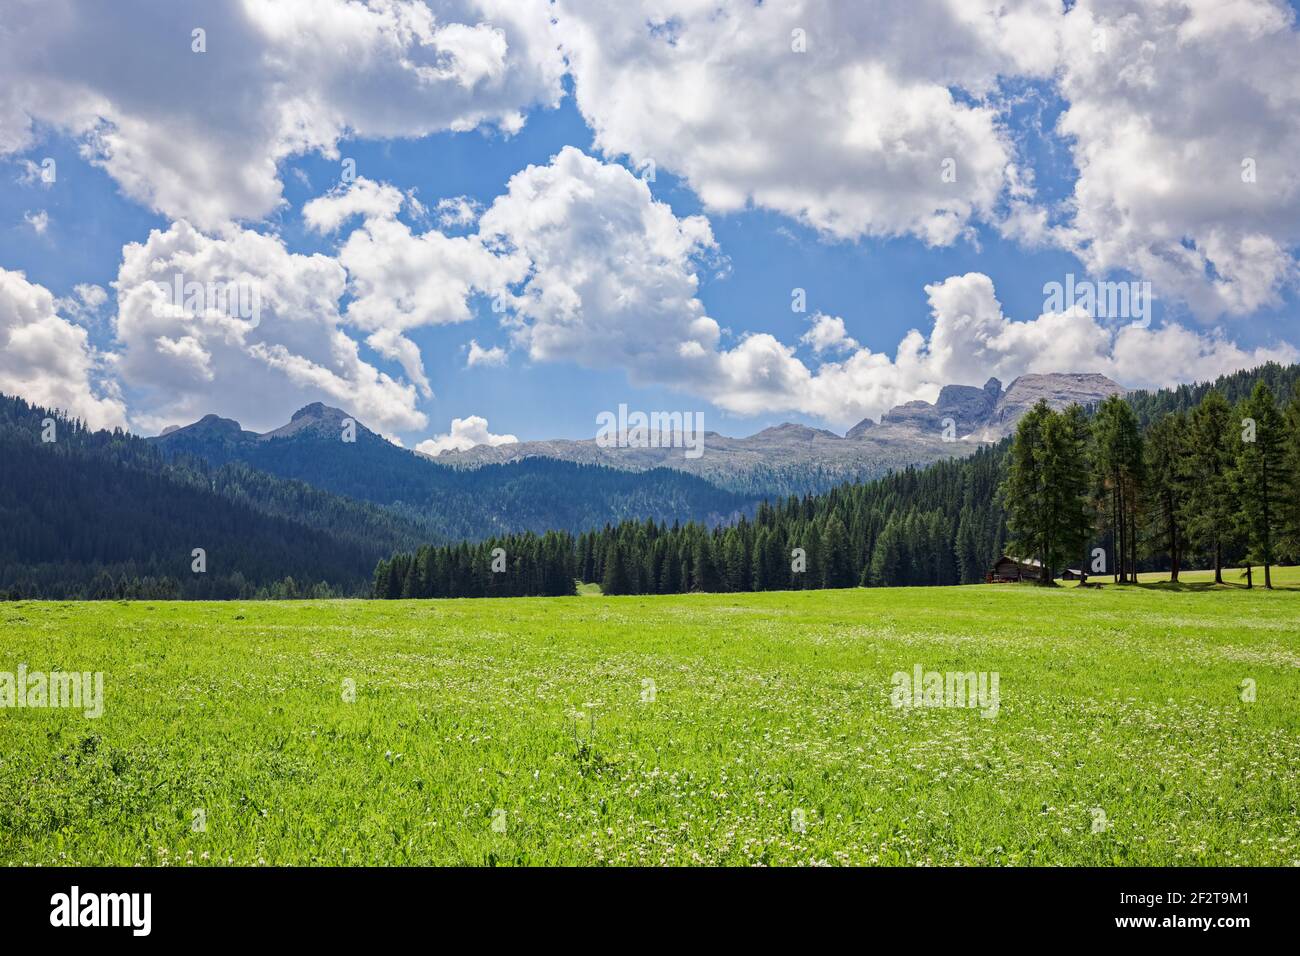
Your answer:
[550,1,1300,318]
[464,149,1295,426]
[466,339,507,367]
[303,178,404,234]
[0,267,126,429]
[112,220,426,434]
[436,196,482,228]
[739,272,1299,427]
[0,0,565,229]
[553,0,1061,245]
[1052,0,1300,318]
[74,283,107,310]
[23,210,48,234]
[415,415,517,455]
[801,313,860,355]
[478,146,720,383]
[305,177,524,394]
[55,283,109,322]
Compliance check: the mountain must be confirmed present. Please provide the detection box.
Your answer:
[973,373,1129,440]
[152,403,753,540]
[0,394,421,599]
[1,392,754,599]
[434,372,1127,495]
[380,360,1300,601]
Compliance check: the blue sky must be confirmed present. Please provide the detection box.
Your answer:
[1,1,1297,450]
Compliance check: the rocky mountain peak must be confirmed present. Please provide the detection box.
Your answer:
[847,372,1122,443]
[971,372,1125,439]
[289,402,348,423]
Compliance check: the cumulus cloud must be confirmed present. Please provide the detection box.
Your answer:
[466,339,507,367]
[112,220,425,434]
[0,267,127,429]
[0,0,565,229]
[553,0,1061,245]
[1051,0,1300,318]
[707,272,1299,427]
[304,177,524,394]
[415,415,517,455]
[801,314,860,355]
[463,147,1296,426]
[550,0,1300,318]
[54,283,110,326]
[303,178,405,234]
[436,196,482,229]
[478,146,720,383]
[23,210,48,234]
[73,283,107,310]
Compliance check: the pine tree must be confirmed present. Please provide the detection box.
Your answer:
[867,516,904,586]
[601,539,632,595]
[1143,412,1190,582]
[1184,390,1236,583]
[751,528,770,591]
[1002,402,1092,584]
[1232,382,1288,588]
[1002,401,1053,582]
[820,516,854,588]
[1093,396,1145,582]
[1282,396,1300,563]
[690,534,718,592]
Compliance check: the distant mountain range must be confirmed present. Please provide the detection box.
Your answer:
[434,373,1127,495]
[150,401,751,540]
[8,362,1294,600]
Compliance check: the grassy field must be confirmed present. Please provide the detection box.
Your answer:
[2,571,1299,866]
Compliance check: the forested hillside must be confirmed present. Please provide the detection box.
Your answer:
[1,394,752,598]
[0,395,430,598]
[1122,361,1300,426]
[376,361,1300,598]
[152,404,753,539]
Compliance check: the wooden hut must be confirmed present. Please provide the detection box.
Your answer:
[986,555,1044,583]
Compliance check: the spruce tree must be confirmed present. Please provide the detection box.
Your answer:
[1232,382,1287,588]
[821,516,854,588]
[601,539,631,595]
[1143,412,1190,582]
[1282,396,1300,563]
[1184,390,1236,583]
[1093,396,1145,582]
[1002,401,1053,582]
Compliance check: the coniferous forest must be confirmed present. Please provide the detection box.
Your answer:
[375,363,1300,598]
[6,363,1300,600]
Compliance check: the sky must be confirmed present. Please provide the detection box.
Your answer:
[1,0,1299,454]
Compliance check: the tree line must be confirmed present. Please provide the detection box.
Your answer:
[375,444,1009,597]
[1004,381,1300,587]
[373,364,1300,598]
[371,531,579,599]
[0,393,411,599]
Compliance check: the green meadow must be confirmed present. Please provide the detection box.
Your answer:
[2,572,1298,866]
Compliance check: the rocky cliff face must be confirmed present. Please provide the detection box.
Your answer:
[976,373,1126,439]
[846,372,1125,443]
[860,377,1004,438]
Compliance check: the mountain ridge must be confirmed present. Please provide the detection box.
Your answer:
[149,405,754,540]
[433,372,1127,495]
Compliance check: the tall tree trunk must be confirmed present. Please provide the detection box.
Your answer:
[1213,540,1223,584]
[1167,493,1180,583]
[1116,483,1127,583]
[1111,509,1118,585]
[1129,491,1138,585]
[1263,481,1273,590]
[1171,530,1180,583]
